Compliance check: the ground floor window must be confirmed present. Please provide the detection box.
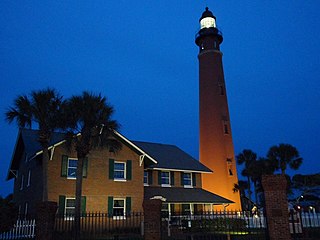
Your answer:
[113,198,125,217]
[65,198,76,215]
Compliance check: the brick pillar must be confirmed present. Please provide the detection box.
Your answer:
[262,174,291,240]
[35,201,57,240]
[143,199,162,240]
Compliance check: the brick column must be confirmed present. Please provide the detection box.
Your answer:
[262,174,291,240]
[35,201,57,240]
[143,199,162,240]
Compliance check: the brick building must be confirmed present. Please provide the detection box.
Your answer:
[7,128,232,217]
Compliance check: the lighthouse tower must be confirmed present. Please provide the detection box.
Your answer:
[195,7,241,210]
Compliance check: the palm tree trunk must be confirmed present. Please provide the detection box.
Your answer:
[42,146,49,202]
[74,156,84,240]
[247,176,252,203]
[253,181,258,206]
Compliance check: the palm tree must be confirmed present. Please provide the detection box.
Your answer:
[236,149,257,203]
[63,92,121,240]
[267,143,303,175]
[6,88,62,201]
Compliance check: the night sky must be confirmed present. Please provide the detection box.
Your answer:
[1,1,319,197]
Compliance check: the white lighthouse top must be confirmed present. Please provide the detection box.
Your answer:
[200,7,216,29]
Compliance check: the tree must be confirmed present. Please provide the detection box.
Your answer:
[292,173,320,201]
[0,194,18,233]
[236,149,257,203]
[63,92,121,240]
[6,88,62,201]
[267,143,303,175]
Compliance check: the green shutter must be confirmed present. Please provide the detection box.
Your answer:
[108,196,113,217]
[83,157,88,178]
[148,170,153,185]
[170,172,174,186]
[158,171,161,185]
[181,172,184,186]
[126,160,132,180]
[58,195,66,215]
[192,173,197,187]
[126,197,131,215]
[81,196,86,214]
[61,155,68,177]
[109,159,114,179]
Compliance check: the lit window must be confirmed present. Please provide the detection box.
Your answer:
[161,171,170,185]
[144,171,148,185]
[65,198,76,216]
[27,170,31,187]
[113,199,125,218]
[114,162,126,180]
[182,173,192,187]
[67,158,78,179]
[20,175,24,190]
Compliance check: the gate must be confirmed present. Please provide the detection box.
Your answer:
[161,211,268,240]
[290,210,320,240]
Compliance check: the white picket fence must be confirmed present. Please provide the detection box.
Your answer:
[0,219,35,240]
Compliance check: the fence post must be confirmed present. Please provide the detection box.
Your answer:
[143,199,162,240]
[35,201,57,240]
[262,174,291,240]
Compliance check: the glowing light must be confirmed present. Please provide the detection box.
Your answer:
[200,17,216,29]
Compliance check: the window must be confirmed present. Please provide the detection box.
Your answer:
[161,171,170,185]
[182,204,192,215]
[20,174,24,190]
[182,173,192,187]
[224,123,229,134]
[227,158,234,176]
[27,170,31,187]
[109,159,132,181]
[65,198,76,216]
[114,162,126,180]
[113,198,125,218]
[67,158,78,179]
[144,171,148,185]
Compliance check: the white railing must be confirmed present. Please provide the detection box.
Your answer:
[0,219,36,240]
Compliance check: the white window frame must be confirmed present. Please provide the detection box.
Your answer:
[182,172,193,188]
[114,161,126,181]
[20,174,24,190]
[27,170,31,187]
[113,198,126,220]
[65,197,76,220]
[67,158,78,179]
[144,171,148,186]
[161,171,170,187]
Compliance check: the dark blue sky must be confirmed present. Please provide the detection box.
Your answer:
[1,1,319,197]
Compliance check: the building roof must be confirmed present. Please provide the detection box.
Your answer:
[7,129,211,180]
[144,187,233,204]
[133,141,212,173]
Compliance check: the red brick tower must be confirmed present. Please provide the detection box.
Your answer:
[195,7,241,210]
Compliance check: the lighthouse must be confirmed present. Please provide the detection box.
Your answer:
[195,7,241,210]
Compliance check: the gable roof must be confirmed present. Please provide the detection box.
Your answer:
[7,129,211,180]
[133,141,212,173]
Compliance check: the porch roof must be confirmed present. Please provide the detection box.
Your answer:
[144,187,233,204]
